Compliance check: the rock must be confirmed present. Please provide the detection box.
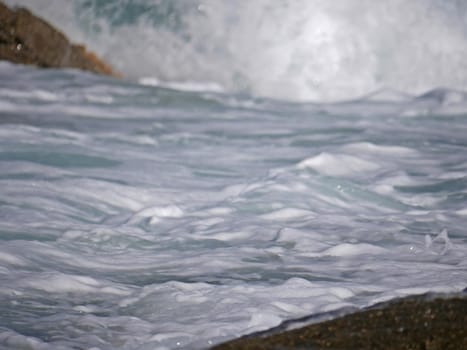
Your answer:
[0,1,119,77]
[212,294,467,350]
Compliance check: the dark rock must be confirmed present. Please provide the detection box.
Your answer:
[212,294,467,350]
[0,1,119,77]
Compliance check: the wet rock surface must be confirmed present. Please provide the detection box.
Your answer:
[0,1,118,77]
[212,294,467,350]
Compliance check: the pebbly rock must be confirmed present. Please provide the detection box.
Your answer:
[0,1,119,77]
[212,294,467,350]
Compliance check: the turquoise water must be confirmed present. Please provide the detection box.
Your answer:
[1,1,467,349]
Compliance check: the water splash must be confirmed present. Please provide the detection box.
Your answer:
[4,0,467,101]
[425,229,453,255]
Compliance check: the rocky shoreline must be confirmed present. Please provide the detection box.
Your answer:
[0,1,119,77]
[212,293,467,350]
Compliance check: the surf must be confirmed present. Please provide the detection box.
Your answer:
[4,0,467,101]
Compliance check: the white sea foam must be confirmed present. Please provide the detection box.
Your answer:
[298,152,380,177]
[344,142,418,157]
[132,205,184,225]
[0,330,68,350]
[323,243,388,257]
[139,77,225,93]
[0,252,26,266]
[24,273,113,294]
[1,47,467,350]
[456,208,467,216]
[260,208,315,221]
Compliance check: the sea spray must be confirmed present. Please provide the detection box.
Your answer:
[4,0,467,101]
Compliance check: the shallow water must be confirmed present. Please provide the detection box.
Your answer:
[0,61,466,349]
[2,0,467,348]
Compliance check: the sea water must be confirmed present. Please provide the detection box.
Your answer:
[1,1,467,349]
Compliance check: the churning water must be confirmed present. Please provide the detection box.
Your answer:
[1,1,467,349]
